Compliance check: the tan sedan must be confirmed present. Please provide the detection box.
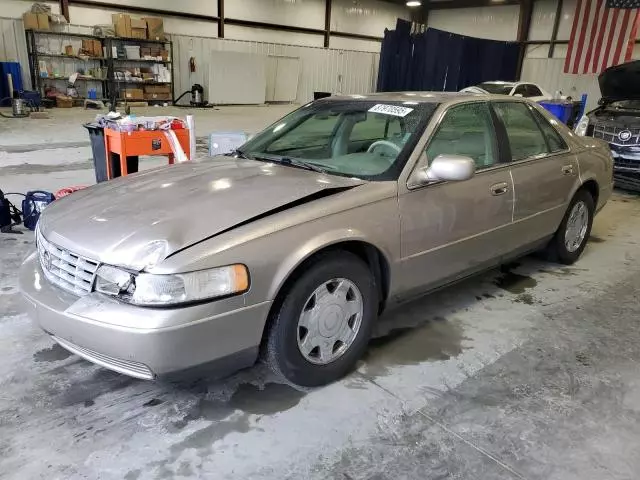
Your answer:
[20,93,614,386]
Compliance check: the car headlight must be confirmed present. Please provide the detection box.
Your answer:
[95,264,249,306]
[574,115,590,136]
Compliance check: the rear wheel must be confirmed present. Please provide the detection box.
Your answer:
[546,189,595,265]
[264,252,377,387]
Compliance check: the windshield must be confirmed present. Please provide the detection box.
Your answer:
[478,83,514,95]
[238,100,438,180]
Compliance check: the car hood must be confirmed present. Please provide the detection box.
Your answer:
[39,157,364,268]
[599,60,640,102]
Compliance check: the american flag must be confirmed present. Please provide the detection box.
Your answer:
[564,0,640,74]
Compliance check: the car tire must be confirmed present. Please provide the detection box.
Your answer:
[546,189,595,265]
[264,252,378,387]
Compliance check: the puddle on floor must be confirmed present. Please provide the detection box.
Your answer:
[33,343,73,363]
[362,317,468,378]
[494,264,537,294]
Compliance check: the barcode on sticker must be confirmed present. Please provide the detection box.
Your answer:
[368,104,414,117]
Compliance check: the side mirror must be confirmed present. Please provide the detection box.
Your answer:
[414,154,476,184]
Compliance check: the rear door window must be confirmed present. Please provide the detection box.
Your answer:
[530,108,568,152]
[492,102,549,161]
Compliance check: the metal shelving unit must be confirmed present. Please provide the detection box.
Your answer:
[26,30,174,106]
[25,29,108,101]
[104,36,174,104]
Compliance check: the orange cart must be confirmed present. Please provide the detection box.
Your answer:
[103,127,191,180]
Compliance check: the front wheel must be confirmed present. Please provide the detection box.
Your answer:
[546,189,595,265]
[264,252,378,387]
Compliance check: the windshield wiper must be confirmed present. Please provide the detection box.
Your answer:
[275,157,329,174]
[241,153,331,174]
[229,149,253,160]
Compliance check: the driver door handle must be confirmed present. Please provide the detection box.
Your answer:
[490,182,509,196]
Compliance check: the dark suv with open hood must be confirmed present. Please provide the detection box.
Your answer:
[575,60,640,191]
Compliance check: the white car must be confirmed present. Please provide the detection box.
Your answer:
[461,81,552,102]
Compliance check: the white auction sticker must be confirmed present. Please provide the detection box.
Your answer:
[368,104,414,117]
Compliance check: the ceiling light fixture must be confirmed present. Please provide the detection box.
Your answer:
[406,1,422,6]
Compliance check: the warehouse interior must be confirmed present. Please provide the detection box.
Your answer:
[1,0,640,479]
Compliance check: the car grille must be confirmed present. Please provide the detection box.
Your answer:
[52,335,154,380]
[592,123,640,146]
[36,227,99,296]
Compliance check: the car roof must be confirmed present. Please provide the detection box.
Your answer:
[320,91,530,105]
[480,81,518,86]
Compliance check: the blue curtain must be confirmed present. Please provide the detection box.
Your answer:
[377,21,520,93]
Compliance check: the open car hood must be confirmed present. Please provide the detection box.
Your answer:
[599,60,640,102]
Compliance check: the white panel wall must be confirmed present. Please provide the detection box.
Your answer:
[331,0,409,37]
[1,0,59,18]
[427,5,520,41]
[529,0,556,41]
[522,58,600,110]
[225,25,322,47]
[0,17,30,88]
[67,6,217,37]
[172,35,379,105]
[226,0,325,30]
[78,0,216,17]
[330,36,381,53]
[556,0,577,41]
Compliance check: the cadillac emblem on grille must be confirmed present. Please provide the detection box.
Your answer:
[43,250,52,271]
[618,130,632,142]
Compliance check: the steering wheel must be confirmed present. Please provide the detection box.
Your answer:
[367,140,402,155]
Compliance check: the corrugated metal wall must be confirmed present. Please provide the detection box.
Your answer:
[172,35,380,104]
[521,58,600,111]
[0,17,31,89]
[0,17,380,103]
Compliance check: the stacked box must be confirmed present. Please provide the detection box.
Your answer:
[112,14,132,38]
[143,17,164,41]
[131,18,147,39]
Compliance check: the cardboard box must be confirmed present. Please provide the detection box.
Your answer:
[37,13,49,30]
[140,47,151,57]
[92,39,102,57]
[143,17,164,41]
[159,49,169,61]
[82,39,92,54]
[143,85,171,94]
[123,88,144,100]
[56,95,73,108]
[130,18,147,39]
[112,13,132,38]
[144,92,171,101]
[64,45,74,56]
[22,12,39,30]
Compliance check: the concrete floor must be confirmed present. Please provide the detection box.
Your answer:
[2,106,640,480]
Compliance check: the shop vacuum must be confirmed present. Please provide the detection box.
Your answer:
[0,189,55,233]
[174,84,211,108]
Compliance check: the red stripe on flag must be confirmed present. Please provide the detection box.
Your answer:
[600,8,620,72]
[572,0,592,74]
[611,9,631,69]
[583,0,604,74]
[592,6,610,73]
[564,0,583,73]
[623,10,640,63]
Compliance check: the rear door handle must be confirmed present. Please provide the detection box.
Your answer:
[562,165,574,175]
[490,182,509,196]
